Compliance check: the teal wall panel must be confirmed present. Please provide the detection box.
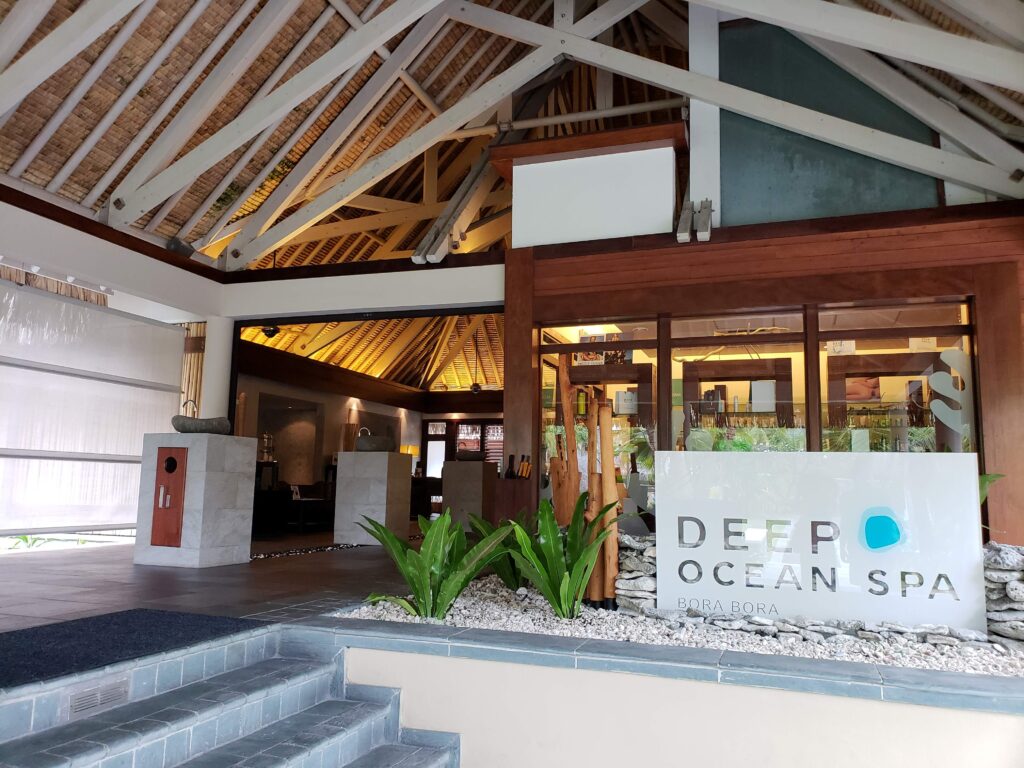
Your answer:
[718,23,939,226]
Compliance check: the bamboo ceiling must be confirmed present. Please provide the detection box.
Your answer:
[241,312,505,391]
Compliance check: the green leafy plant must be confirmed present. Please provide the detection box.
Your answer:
[468,512,532,591]
[359,510,511,619]
[980,473,1005,505]
[507,493,617,619]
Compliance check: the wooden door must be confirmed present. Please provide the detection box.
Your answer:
[151,447,188,547]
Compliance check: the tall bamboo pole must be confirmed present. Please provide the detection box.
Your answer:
[598,401,620,600]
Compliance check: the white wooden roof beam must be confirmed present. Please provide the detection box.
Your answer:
[46,0,212,195]
[108,0,449,228]
[453,2,1023,198]
[837,0,1024,124]
[800,35,1024,174]
[690,0,1023,91]
[232,47,560,268]
[0,0,57,71]
[155,6,336,237]
[940,0,1024,50]
[0,0,146,116]
[106,0,304,225]
[9,0,157,179]
[82,0,261,209]
[229,6,451,248]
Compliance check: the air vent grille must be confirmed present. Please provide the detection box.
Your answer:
[69,678,129,720]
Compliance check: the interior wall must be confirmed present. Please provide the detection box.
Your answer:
[255,395,322,486]
[236,374,422,474]
[719,23,939,226]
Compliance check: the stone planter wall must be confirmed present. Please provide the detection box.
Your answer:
[984,542,1024,650]
[616,534,1022,653]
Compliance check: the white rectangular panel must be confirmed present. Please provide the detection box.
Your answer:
[0,282,184,386]
[511,146,675,248]
[655,452,986,630]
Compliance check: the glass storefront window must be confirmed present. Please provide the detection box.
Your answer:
[671,310,803,339]
[819,302,968,332]
[820,333,976,453]
[670,340,806,453]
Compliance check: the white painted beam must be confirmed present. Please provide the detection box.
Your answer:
[941,0,1024,49]
[0,0,145,116]
[108,0,448,227]
[691,0,1024,91]
[229,6,450,247]
[106,0,303,225]
[82,0,261,209]
[453,3,1024,198]
[801,35,1024,174]
[555,0,575,30]
[0,0,57,71]
[688,4,720,228]
[9,0,157,178]
[46,0,212,195]
[232,47,559,268]
[168,6,336,239]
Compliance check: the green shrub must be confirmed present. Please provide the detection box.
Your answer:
[360,510,511,619]
[507,493,617,619]
[468,513,527,590]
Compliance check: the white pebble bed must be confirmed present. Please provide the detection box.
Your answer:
[341,575,1024,678]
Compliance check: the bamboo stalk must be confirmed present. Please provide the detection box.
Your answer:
[586,470,605,603]
[555,354,580,525]
[599,401,620,600]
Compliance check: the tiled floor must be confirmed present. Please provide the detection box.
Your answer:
[0,543,405,633]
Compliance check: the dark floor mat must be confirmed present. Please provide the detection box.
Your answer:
[0,609,265,688]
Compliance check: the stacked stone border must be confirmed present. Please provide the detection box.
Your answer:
[616,534,1022,654]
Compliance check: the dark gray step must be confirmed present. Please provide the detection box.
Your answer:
[347,744,454,768]
[176,699,395,768]
[0,658,334,768]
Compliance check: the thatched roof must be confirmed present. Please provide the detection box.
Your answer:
[0,0,1019,277]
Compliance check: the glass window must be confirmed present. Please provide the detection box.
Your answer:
[671,310,802,339]
[819,302,968,332]
[820,332,975,453]
[456,423,481,452]
[425,441,446,478]
[427,421,446,435]
[670,340,806,452]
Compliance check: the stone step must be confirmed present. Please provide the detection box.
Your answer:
[176,699,397,768]
[0,657,334,768]
[347,744,454,768]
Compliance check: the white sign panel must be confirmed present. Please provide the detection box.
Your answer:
[655,452,986,631]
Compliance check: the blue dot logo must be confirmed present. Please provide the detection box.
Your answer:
[862,507,902,551]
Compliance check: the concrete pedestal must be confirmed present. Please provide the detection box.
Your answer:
[134,433,257,568]
[442,461,497,529]
[334,452,412,545]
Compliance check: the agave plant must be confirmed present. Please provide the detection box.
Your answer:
[507,493,617,619]
[359,510,511,619]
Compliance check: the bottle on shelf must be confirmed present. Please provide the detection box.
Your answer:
[517,454,529,478]
[504,454,517,479]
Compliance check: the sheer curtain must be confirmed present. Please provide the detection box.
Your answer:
[0,282,183,534]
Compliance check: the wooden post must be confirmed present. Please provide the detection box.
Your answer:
[598,401,620,600]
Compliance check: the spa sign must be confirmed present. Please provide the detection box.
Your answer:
[654,452,986,631]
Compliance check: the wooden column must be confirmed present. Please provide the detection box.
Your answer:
[974,262,1024,545]
[803,305,822,451]
[503,246,539,513]
[657,314,672,451]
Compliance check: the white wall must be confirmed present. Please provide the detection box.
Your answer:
[347,649,1024,768]
[0,203,504,322]
[511,146,676,248]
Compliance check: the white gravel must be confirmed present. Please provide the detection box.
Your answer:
[341,575,1024,678]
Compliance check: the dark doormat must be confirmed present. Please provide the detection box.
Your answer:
[0,609,266,689]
